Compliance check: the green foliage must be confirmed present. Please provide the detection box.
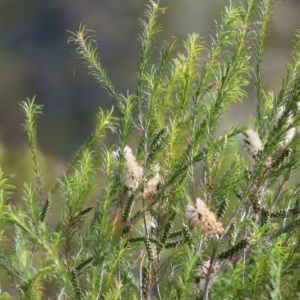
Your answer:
[1,0,300,299]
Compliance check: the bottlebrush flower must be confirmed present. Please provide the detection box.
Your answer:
[186,198,224,237]
[236,129,263,167]
[274,105,295,146]
[113,146,161,200]
[143,164,160,201]
[112,146,143,192]
[145,212,157,233]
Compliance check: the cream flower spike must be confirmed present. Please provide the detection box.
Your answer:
[236,129,263,167]
[112,146,143,192]
[274,105,295,146]
[144,164,161,201]
[186,198,224,238]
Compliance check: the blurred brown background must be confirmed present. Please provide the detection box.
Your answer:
[0,0,300,160]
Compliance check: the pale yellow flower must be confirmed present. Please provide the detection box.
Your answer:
[113,146,143,191]
[113,146,161,199]
[143,164,160,201]
[186,198,224,237]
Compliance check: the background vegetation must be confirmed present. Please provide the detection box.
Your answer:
[0,0,300,157]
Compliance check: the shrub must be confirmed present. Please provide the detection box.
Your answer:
[1,1,300,299]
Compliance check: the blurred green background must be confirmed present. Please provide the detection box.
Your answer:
[0,0,300,160]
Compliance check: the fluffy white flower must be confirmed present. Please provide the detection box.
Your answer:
[113,146,143,191]
[236,129,263,167]
[186,198,224,237]
[145,212,157,232]
[275,105,295,146]
[144,164,160,200]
